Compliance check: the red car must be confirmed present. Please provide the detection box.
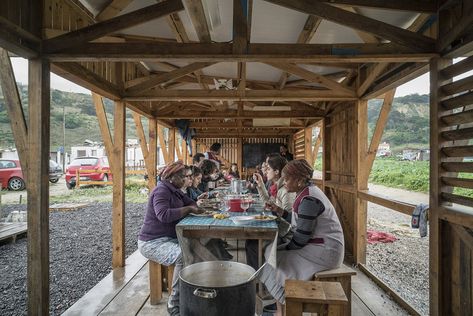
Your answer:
[0,159,25,191]
[65,157,112,189]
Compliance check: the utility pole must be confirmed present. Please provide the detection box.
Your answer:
[63,102,66,171]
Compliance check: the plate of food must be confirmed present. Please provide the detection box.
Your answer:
[190,210,218,217]
[231,215,257,225]
[253,214,277,221]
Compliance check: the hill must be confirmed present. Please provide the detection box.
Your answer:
[0,83,147,151]
[1,86,429,153]
[368,93,429,153]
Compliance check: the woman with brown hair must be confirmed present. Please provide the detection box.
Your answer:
[259,159,344,315]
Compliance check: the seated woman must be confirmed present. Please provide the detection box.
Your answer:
[229,162,240,179]
[137,161,203,316]
[186,166,208,201]
[259,159,345,315]
[197,159,219,192]
[246,155,295,270]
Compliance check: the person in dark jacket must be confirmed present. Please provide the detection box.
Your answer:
[137,161,203,316]
[197,159,219,192]
[279,144,294,161]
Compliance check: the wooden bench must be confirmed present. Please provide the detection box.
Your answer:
[313,264,357,316]
[149,261,175,305]
[285,280,348,316]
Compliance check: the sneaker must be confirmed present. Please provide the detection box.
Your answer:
[167,306,179,316]
[263,303,277,313]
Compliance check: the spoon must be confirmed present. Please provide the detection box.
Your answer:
[247,262,268,282]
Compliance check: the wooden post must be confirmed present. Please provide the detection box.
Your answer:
[148,118,158,189]
[157,125,169,164]
[27,58,50,316]
[168,128,176,162]
[111,101,126,268]
[305,127,313,166]
[355,99,368,264]
[237,137,243,177]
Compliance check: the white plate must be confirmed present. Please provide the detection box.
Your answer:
[190,211,217,217]
[231,216,258,225]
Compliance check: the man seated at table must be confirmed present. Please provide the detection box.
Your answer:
[257,159,345,315]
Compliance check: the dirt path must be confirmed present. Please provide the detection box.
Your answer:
[0,178,72,204]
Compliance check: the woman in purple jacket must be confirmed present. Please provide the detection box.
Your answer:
[138,161,203,316]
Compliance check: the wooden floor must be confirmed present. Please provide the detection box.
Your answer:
[0,222,27,243]
[63,249,410,316]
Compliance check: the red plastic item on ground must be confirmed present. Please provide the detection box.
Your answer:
[367,229,397,244]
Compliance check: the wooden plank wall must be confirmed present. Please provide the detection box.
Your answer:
[431,53,473,315]
[195,137,286,170]
[324,102,357,261]
[293,129,305,160]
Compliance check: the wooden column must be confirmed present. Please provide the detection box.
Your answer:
[355,99,368,264]
[93,93,126,267]
[111,101,126,268]
[27,58,50,316]
[157,125,169,164]
[305,127,313,166]
[237,137,243,176]
[148,118,158,189]
[168,127,176,162]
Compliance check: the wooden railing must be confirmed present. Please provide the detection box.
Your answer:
[75,169,146,188]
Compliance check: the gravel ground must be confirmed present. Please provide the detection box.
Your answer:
[0,183,430,315]
[0,202,146,316]
[366,185,429,316]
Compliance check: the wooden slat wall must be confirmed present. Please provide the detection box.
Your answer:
[195,137,286,170]
[431,53,473,315]
[324,102,357,261]
[293,129,305,160]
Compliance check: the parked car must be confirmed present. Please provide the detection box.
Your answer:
[65,157,111,189]
[0,159,25,191]
[49,160,63,183]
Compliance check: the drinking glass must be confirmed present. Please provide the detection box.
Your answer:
[240,199,250,214]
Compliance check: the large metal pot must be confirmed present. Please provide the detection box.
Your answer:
[180,261,256,316]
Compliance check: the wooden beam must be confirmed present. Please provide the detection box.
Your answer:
[357,190,416,217]
[46,43,437,63]
[155,109,324,119]
[0,48,29,175]
[157,125,169,164]
[44,0,184,52]
[27,58,50,315]
[360,89,395,184]
[124,89,358,102]
[355,98,368,263]
[437,4,473,52]
[363,63,429,99]
[195,132,293,138]
[189,121,305,128]
[0,17,39,58]
[233,0,249,54]
[132,113,157,189]
[96,0,135,21]
[125,62,216,95]
[315,0,437,12]
[357,63,389,96]
[267,62,355,96]
[265,0,435,51]
[168,128,176,163]
[93,93,115,170]
[111,101,126,268]
[182,0,211,43]
[51,62,121,100]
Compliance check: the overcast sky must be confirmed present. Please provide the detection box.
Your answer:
[10,57,430,97]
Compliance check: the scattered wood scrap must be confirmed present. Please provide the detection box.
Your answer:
[49,203,89,212]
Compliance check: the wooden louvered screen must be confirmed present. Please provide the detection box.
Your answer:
[293,129,306,160]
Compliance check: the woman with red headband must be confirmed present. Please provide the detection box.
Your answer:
[259,159,344,315]
[138,161,203,316]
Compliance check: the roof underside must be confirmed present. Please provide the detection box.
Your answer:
[47,0,436,137]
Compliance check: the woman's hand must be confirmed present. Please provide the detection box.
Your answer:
[253,172,264,186]
[266,201,284,216]
[197,192,209,200]
[186,205,203,215]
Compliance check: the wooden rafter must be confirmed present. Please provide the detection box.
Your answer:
[93,93,115,170]
[151,109,324,119]
[314,0,436,12]
[44,0,184,53]
[357,63,389,97]
[360,89,395,184]
[124,89,358,102]
[46,42,436,62]
[0,48,29,174]
[265,0,435,51]
[0,17,39,58]
[96,0,135,21]
[51,62,121,100]
[125,62,216,95]
[183,0,211,43]
[233,0,249,54]
[266,62,355,96]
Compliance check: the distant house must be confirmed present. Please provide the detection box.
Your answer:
[0,148,19,160]
[376,142,391,157]
[402,148,430,161]
[70,139,166,168]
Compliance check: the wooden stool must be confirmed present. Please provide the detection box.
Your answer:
[313,264,356,316]
[149,260,175,305]
[285,280,347,316]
